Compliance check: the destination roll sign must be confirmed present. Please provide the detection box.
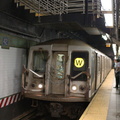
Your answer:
[74,58,85,68]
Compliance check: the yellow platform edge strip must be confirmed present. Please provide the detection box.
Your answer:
[79,69,115,120]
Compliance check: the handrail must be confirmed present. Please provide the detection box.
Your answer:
[71,71,91,80]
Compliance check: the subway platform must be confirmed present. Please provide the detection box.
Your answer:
[79,69,120,120]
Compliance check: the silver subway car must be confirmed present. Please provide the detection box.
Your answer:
[22,39,112,102]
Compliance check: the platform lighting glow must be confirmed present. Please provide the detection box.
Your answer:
[112,44,117,56]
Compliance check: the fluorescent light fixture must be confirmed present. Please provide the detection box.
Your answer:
[102,33,110,41]
[118,47,120,56]
[112,44,117,55]
[102,35,107,41]
[106,33,110,39]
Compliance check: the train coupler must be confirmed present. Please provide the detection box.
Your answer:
[50,103,63,117]
[31,99,38,107]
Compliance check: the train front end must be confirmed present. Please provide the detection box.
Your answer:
[23,42,91,102]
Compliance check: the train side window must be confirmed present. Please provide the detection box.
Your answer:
[33,51,48,75]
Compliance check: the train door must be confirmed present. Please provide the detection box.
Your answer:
[100,55,103,83]
[104,57,107,78]
[51,52,67,94]
[102,57,105,79]
[91,52,97,93]
[95,53,101,89]
[100,56,104,83]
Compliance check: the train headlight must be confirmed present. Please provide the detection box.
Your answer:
[72,85,77,91]
[38,83,43,89]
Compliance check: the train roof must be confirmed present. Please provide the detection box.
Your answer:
[32,39,111,58]
[38,39,90,47]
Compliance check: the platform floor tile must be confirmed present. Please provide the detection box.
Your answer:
[79,69,115,120]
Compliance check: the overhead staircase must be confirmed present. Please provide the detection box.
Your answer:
[14,0,102,17]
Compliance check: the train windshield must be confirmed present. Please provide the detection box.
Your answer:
[71,51,88,80]
[33,51,48,74]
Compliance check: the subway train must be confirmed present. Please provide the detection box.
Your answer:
[22,39,112,119]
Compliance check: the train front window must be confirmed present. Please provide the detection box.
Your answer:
[33,51,48,75]
[71,51,88,80]
[55,54,65,79]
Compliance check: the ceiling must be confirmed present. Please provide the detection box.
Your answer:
[0,0,120,59]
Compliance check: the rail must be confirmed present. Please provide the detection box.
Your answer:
[12,108,37,120]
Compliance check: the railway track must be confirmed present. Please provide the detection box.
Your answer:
[12,108,37,120]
